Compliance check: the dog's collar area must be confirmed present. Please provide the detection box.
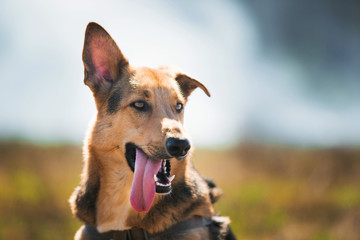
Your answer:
[84,216,212,240]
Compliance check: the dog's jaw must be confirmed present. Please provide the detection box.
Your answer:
[93,146,176,233]
[124,158,216,234]
[82,143,214,235]
[125,143,174,196]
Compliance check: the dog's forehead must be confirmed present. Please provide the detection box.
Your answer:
[131,67,182,97]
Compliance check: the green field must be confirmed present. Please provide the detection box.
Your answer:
[0,141,359,240]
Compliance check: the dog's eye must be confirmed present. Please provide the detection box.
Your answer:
[131,101,148,111]
[175,102,183,113]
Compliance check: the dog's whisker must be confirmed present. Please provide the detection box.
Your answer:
[141,145,170,159]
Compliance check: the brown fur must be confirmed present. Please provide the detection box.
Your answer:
[69,22,234,240]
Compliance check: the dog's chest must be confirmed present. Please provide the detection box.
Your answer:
[96,167,134,232]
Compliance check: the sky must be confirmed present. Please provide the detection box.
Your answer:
[0,0,359,147]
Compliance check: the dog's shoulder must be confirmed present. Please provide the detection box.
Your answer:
[209,216,236,240]
[69,153,101,226]
[70,176,100,226]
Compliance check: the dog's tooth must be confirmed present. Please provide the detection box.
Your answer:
[169,175,175,182]
[156,182,170,187]
[153,174,159,182]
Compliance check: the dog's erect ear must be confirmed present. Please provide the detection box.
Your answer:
[83,22,129,103]
[175,73,211,99]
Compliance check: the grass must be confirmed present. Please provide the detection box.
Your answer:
[193,144,360,240]
[0,141,360,239]
[0,142,82,240]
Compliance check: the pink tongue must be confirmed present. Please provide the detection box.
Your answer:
[130,149,162,212]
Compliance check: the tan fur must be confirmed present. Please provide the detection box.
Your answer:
[85,65,212,233]
[70,22,233,240]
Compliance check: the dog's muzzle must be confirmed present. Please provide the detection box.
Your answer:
[125,138,190,212]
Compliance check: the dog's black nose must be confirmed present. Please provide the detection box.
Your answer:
[166,138,191,158]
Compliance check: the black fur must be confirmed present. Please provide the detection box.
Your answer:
[140,176,205,230]
[175,74,193,98]
[205,178,223,204]
[209,216,234,240]
[107,90,122,114]
[73,176,100,226]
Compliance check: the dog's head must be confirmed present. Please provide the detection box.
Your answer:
[82,22,210,213]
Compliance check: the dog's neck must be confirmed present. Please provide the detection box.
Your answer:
[84,146,214,234]
[93,148,136,233]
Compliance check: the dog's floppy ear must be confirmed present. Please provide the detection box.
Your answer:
[175,73,211,99]
[83,22,129,105]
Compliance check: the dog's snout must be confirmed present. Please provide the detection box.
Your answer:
[166,137,191,158]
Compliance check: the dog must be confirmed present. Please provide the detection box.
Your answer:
[69,22,236,240]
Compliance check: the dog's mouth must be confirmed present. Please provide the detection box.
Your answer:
[125,143,174,212]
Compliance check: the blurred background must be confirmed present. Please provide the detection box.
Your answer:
[0,0,359,239]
